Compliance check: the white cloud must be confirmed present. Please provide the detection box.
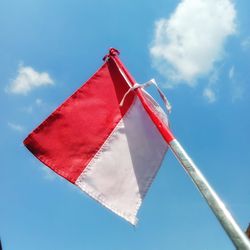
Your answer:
[7,122,25,132]
[6,64,54,94]
[150,0,236,86]
[203,88,216,103]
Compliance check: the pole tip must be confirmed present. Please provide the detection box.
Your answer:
[103,48,120,61]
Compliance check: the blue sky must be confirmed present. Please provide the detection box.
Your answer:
[1,0,250,249]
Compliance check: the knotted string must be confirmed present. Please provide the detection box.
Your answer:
[120,79,172,114]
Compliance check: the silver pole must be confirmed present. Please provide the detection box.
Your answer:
[170,139,250,250]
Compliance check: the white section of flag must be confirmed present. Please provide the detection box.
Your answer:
[76,97,168,224]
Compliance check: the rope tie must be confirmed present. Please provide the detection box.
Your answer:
[120,79,172,114]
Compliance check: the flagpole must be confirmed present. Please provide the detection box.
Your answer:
[108,48,250,249]
[169,139,250,250]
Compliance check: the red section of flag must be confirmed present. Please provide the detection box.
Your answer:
[24,56,134,183]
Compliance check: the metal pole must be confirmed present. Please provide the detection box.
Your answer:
[170,139,250,250]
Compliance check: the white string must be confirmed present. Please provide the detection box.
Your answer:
[119,79,172,114]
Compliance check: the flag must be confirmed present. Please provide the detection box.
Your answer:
[24,48,173,224]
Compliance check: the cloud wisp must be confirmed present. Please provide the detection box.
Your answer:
[21,98,51,115]
[228,66,244,102]
[150,0,236,86]
[229,66,235,80]
[203,88,216,103]
[7,122,25,132]
[40,166,56,181]
[241,37,250,51]
[6,64,54,95]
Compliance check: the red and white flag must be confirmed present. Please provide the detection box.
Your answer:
[24,48,174,224]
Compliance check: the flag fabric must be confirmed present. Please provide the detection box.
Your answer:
[24,48,173,224]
